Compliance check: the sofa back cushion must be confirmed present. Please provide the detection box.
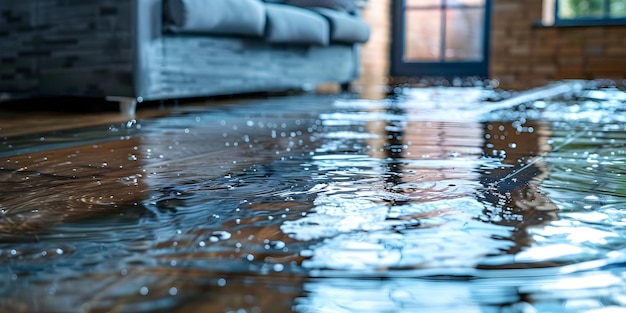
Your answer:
[264,3,329,45]
[286,0,356,13]
[311,7,369,43]
[165,0,266,37]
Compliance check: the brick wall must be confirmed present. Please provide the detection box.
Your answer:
[355,0,391,98]
[357,0,626,90]
[491,0,626,89]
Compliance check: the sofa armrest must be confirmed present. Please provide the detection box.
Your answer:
[134,0,164,97]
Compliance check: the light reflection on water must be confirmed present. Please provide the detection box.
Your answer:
[1,85,626,312]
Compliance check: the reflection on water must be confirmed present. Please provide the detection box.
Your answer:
[2,84,626,312]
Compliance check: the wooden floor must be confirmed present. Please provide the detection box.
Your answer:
[0,93,320,312]
[0,100,170,138]
[0,79,397,138]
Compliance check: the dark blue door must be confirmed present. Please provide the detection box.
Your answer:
[391,0,491,77]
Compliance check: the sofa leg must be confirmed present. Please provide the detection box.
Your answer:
[119,99,137,117]
[106,96,139,118]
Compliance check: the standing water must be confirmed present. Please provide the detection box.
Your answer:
[1,82,626,312]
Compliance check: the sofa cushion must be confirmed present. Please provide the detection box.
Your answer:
[166,0,266,37]
[311,8,369,43]
[286,0,357,13]
[265,4,329,46]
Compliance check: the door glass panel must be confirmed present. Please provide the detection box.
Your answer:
[444,8,484,61]
[453,0,485,6]
[406,0,441,7]
[404,9,441,61]
[391,0,490,77]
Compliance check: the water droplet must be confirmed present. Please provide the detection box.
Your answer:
[139,287,149,295]
[211,231,231,241]
[270,241,286,249]
[217,278,226,287]
[169,287,178,296]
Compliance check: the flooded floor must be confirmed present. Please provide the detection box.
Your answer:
[1,82,626,312]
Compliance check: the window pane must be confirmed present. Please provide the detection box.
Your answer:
[558,0,605,19]
[406,0,484,8]
[610,0,626,17]
[406,0,441,8]
[404,9,441,61]
[444,8,484,61]
[452,0,485,6]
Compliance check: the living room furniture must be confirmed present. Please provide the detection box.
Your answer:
[0,0,369,115]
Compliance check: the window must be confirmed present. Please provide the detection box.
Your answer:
[542,0,626,26]
[391,0,491,77]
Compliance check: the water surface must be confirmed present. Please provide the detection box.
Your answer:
[1,84,626,312]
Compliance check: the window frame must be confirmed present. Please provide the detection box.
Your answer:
[549,0,626,27]
[390,0,492,78]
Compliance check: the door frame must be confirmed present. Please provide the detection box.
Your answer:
[390,0,492,78]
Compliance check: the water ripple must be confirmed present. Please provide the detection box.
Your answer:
[3,87,626,312]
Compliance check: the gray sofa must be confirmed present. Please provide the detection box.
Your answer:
[0,0,369,114]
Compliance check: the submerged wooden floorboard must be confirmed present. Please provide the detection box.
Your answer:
[0,97,321,240]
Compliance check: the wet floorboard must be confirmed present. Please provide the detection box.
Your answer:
[1,83,626,312]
